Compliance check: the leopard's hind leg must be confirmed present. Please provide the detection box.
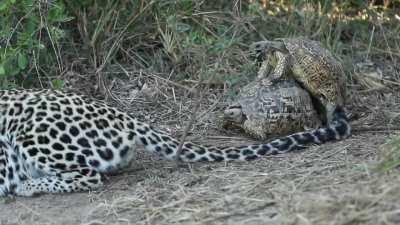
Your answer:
[0,138,9,197]
[14,167,103,196]
[0,135,26,197]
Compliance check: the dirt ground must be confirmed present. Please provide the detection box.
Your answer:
[2,67,400,225]
[1,129,399,225]
[2,43,400,225]
[2,1,400,224]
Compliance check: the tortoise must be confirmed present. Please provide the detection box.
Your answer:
[249,37,347,124]
[222,59,321,140]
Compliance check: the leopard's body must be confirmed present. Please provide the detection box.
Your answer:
[0,89,350,197]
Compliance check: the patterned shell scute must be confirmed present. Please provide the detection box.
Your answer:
[281,38,347,106]
[232,79,321,140]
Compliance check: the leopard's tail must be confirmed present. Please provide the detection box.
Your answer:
[137,106,351,162]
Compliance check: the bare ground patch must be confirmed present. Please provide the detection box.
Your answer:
[1,131,399,225]
[2,1,400,224]
[2,63,400,225]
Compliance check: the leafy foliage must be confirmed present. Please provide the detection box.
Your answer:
[0,0,72,88]
[0,0,398,90]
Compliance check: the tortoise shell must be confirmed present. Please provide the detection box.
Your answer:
[222,78,321,140]
[251,37,347,123]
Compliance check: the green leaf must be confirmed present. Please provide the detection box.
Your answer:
[0,2,8,12]
[17,53,28,69]
[25,18,38,35]
[52,79,64,89]
[0,65,5,76]
[48,5,74,23]
[37,43,45,49]
[8,65,20,76]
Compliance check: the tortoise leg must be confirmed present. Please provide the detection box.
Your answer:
[314,97,335,124]
[257,59,271,80]
[268,51,291,83]
[250,40,290,82]
[255,50,290,82]
[325,102,336,124]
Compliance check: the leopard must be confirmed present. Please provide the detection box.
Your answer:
[0,89,351,197]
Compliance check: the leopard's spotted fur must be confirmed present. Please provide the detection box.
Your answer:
[0,89,351,196]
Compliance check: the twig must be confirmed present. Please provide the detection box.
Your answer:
[94,1,155,97]
[204,135,251,141]
[174,83,205,165]
[352,126,400,133]
[201,201,276,223]
[148,71,195,93]
[174,73,216,164]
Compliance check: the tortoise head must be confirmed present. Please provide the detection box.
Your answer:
[223,105,246,124]
[249,40,287,62]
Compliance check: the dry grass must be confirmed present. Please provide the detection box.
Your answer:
[2,1,400,225]
[2,133,400,225]
[3,72,400,224]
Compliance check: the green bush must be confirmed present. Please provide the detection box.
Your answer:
[0,0,398,89]
[0,0,72,88]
